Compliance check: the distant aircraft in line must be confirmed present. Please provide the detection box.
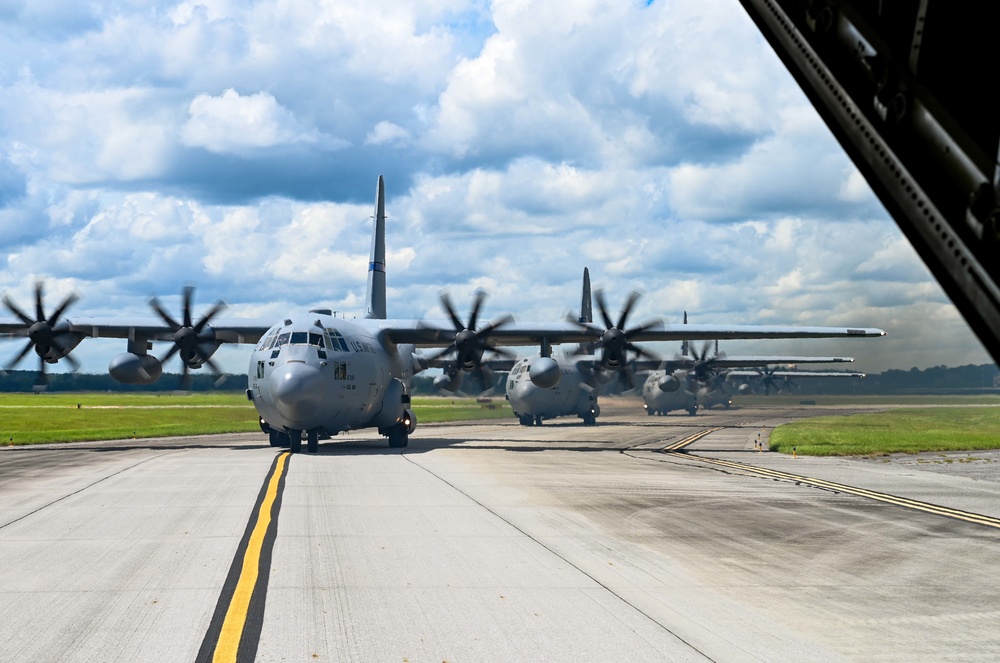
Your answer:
[506,270,871,426]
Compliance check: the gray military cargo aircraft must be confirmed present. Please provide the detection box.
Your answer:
[641,357,866,416]
[1,178,886,451]
[505,270,874,426]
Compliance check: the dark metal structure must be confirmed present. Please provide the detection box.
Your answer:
[739,0,1000,363]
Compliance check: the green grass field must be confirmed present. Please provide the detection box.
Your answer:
[769,407,1000,456]
[738,393,1000,406]
[0,393,511,445]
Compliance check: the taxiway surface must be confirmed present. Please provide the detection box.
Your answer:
[2,401,999,662]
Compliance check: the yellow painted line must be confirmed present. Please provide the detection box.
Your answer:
[662,427,721,451]
[213,452,289,663]
[667,452,1000,530]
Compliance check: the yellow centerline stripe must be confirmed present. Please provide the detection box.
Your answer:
[213,452,289,663]
[666,452,1000,530]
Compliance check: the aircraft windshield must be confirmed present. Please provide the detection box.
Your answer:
[289,331,327,346]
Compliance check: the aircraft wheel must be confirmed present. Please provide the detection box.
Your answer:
[518,415,532,426]
[289,429,302,453]
[646,409,655,416]
[268,430,282,447]
[582,414,596,426]
[687,408,697,416]
[534,416,543,426]
[307,429,319,453]
[387,425,408,448]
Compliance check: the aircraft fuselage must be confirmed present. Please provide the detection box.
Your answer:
[247,312,415,444]
[505,356,599,425]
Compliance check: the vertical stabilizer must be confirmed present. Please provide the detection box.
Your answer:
[579,267,592,324]
[681,310,688,356]
[365,175,387,319]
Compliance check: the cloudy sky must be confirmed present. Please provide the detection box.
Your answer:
[0,0,991,377]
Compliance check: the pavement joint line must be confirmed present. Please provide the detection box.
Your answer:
[0,450,180,531]
[662,448,1000,531]
[399,449,718,662]
[197,451,290,663]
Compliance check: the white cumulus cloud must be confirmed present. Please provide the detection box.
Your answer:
[181,88,347,154]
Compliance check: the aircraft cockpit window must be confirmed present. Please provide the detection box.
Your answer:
[309,333,324,347]
[327,329,350,352]
[275,332,290,348]
[290,332,309,345]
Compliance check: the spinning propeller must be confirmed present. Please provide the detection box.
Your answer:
[569,290,660,388]
[149,286,226,389]
[2,282,81,390]
[756,366,796,394]
[680,340,727,382]
[423,290,515,390]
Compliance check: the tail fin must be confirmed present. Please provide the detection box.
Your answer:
[681,310,688,356]
[579,267,592,324]
[365,175,387,319]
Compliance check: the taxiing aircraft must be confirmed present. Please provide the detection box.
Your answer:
[1,178,886,451]
[641,340,865,415]
[505,270,873,426]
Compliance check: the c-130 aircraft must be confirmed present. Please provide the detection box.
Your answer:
[506,270,868,425]
[1,177,886,452]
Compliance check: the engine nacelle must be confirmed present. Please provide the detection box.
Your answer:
[738,383,753,395]
[108,352,163,385]
[372,378,406,428]
[528,356,561,389]
[657,373,680,392]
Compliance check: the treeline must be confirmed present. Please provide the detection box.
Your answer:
[1,363,997,395]
[786,363,1000,395]
[0,371,247,392]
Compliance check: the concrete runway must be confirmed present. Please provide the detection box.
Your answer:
[2,400,1000,662]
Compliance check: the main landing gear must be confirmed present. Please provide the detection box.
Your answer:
[386,422,408,448]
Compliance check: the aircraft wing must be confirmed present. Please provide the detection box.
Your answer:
[0,315,274,344]
[380,320,886,347]
[703,355,855,368]
[726,370,866,379]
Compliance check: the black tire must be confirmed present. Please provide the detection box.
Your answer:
[289,429,302,453]
[307,429,318,453]
[268,430,282,447]
[534,416,543,426]
[518,415,533,426]
[387,425,408,448]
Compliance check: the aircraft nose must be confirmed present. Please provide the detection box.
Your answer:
[269,362,324,423]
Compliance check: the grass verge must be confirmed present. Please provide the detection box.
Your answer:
[769,407,1000,456]
[0,393,512,445]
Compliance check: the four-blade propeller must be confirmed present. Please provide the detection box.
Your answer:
[2,282,81,390]
[149,286,227,389]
